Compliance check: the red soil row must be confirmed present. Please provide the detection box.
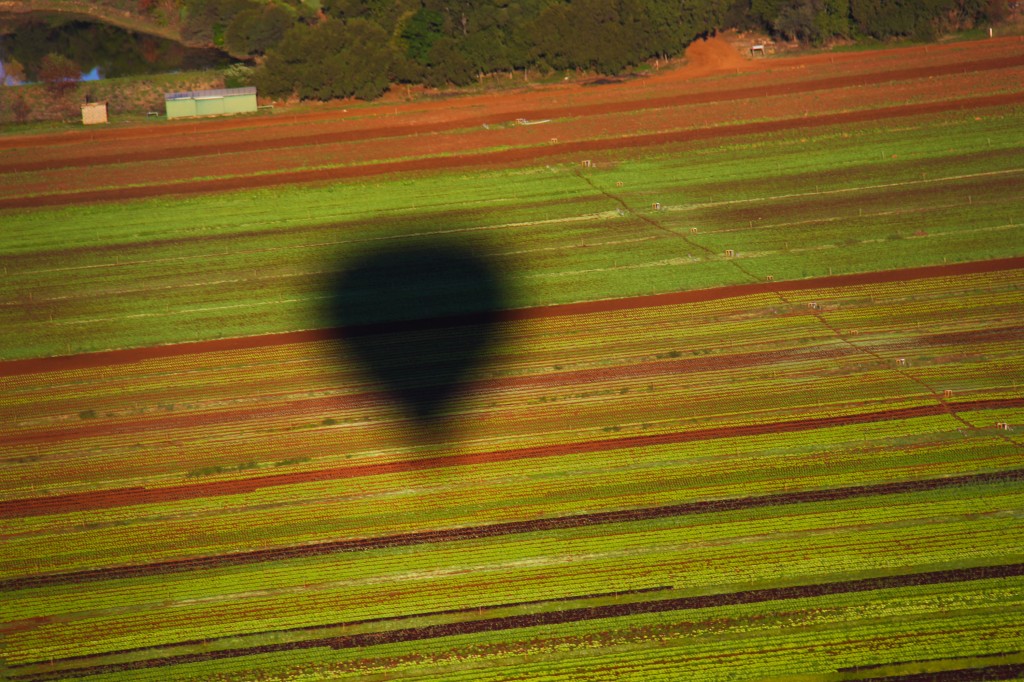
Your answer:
[3,34,1019,155]
[5,53,1023,176]
[2,91,1022,211]
[4,255,1021,377]
[1,396,1020,524]
[9,64,1019,201]
[18,74,1024,202]
[11,562,1024,679]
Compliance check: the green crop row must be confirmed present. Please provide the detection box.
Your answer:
[8,469,1024,653]
[18,574,1024,680]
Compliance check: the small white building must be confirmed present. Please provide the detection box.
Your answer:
[82,101,108,125]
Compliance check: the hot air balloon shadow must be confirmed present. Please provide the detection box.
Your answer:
[323,238,509,448]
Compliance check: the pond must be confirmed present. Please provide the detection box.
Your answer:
[0,18,235,84]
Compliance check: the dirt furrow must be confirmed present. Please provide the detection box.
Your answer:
[2,92,1021,211]
[4,53,1023,175]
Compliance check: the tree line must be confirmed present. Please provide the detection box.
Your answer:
[236,0,1009,101]
[118,0,1024,101]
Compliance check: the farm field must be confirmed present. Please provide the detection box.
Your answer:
[2,35,1024,681]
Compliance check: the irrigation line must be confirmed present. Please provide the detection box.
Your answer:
[575,169,1023,451]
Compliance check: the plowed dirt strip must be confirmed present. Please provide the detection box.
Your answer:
[8,586,676,667]
[3,256,1021,377]
[3,92,1022,211]
[2,37,1017,154]
[3,462,1023,591]
[9,564,1024,680]
[5,54,1023,174]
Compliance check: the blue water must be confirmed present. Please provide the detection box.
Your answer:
[1,19,234,85]
[0,60,21,85]
[0,60,103,85]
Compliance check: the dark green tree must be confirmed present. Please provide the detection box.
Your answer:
[400,8,445,65]
[183,0,261,44]
[225,4,294,55]
[335,18,394,100]
[750,0,789,27]
[324,0,416,31]
[256,17,392,101]
[773,0,823,41]
[424,36,475,86]
[849,0,917,37]
[678,0,734,37]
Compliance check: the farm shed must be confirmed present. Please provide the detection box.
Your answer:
[164,87,257,120]
[81,101,108,125]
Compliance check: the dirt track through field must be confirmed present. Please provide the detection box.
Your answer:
[1,398,1020,522]
[2,91,1021,211]
[3,255,1021,376]
[5,54,1023,175]
[9,563,1024,679]
[2,37,1018,152]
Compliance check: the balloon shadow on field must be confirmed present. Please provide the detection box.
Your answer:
[321,236,510,452]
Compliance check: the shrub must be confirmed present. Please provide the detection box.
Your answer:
[223,63,254,88]
[39,54,80,99]
[10,93,32,123]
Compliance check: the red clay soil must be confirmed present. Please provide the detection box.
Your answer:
[6,53,1023,176]
[10,564,1024,679]
[7,65,1019,199]
[2,91,1022,211]
[922,325,1024,346]
[3,255,1022,378]
[2,34,1020,154]
[1,398,1020,522]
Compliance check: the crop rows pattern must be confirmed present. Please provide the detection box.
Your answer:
[2,35,1023,681]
